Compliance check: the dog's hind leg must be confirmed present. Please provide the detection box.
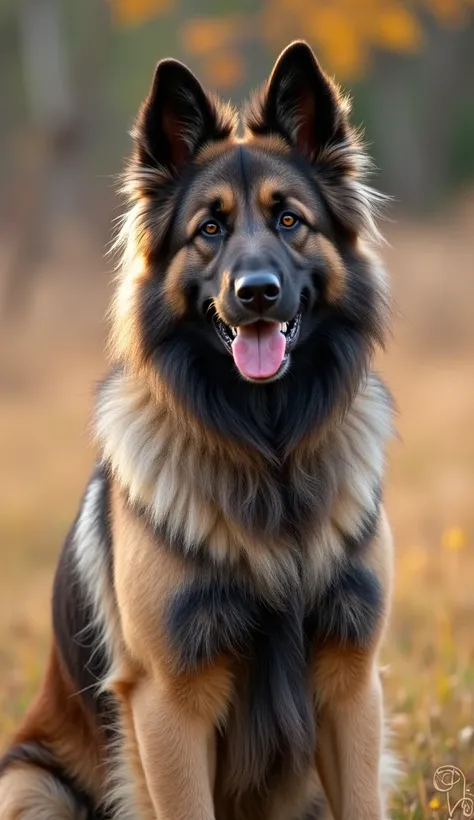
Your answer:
[0,646,108,820]
[0,758,90,820]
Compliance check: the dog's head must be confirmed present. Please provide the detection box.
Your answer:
[112,42,389,454]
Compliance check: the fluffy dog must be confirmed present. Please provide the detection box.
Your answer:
[0,41,394,820]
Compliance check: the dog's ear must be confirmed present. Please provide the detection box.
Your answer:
[134,59,235,173]
[245,41,348,162]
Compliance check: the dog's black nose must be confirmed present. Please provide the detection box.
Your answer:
[234,272,281,313]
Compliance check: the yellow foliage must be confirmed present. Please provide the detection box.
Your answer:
[200,52,245,89]
[375,6,422,50]
[181,17,239,57]
[112,0,173,27]
[305,7,367,78]
[110,0,474,84]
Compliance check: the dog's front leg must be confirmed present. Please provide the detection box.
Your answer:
[315,650,386,820]
[129,665,231,820]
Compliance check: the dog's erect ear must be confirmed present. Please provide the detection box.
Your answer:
[134,59,234,172]
[245,41,348,162]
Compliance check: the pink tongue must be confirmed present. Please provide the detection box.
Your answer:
[231,322,286,379]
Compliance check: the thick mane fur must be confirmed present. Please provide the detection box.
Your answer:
[96,367,392,596]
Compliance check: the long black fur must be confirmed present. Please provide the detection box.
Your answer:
[52,466,115,728]
[166,577,260,672]
[166,573,314,790]
[165,550,381,795]
[305,562,383,650]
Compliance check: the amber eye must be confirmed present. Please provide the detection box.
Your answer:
[201,221,221,236]
[279,212,299,229]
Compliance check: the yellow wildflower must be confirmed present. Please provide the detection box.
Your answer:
[442,526,466,551]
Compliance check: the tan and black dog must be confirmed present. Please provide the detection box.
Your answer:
[0,41,395,820]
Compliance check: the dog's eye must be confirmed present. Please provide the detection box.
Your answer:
[278,212,299,230]
[201,221,221,237]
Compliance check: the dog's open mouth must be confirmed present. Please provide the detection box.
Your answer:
[214,314,302,380]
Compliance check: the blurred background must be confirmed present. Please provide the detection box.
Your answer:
[1,1,474,816]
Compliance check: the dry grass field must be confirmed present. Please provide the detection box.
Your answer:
[0,196,473,818]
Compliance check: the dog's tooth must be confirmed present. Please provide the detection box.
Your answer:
[281,322,288,333]
[231,327,237,335]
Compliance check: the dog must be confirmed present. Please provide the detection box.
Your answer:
[0,40,395,820]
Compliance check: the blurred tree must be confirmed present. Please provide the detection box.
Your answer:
[2,0,112,316]
[18,0,76,141]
